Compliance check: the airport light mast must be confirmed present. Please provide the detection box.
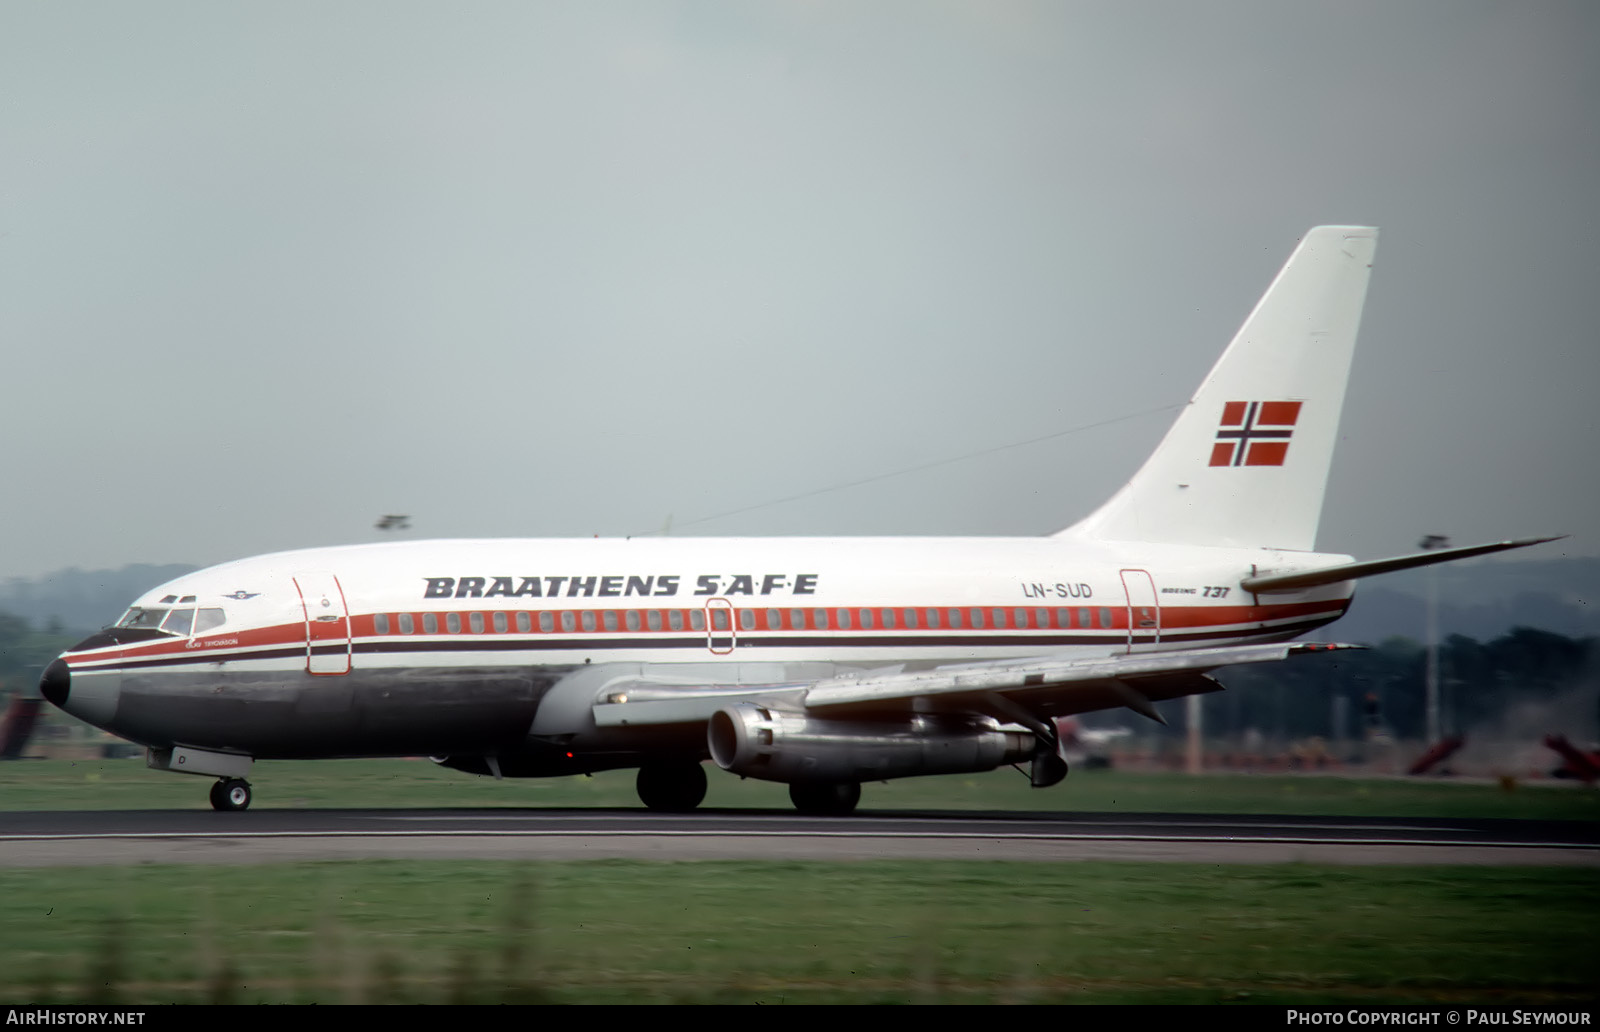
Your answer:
[1419,534,1450,745]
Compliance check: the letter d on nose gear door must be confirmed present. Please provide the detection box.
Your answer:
[294,573,352,675]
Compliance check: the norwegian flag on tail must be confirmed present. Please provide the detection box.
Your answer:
[1209,401,1302,467]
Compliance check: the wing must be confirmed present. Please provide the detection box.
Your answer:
[592,641,1356,730]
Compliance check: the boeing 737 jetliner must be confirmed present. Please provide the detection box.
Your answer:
[41,227,1556,812]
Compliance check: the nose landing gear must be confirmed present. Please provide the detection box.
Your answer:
[209,778,252,811]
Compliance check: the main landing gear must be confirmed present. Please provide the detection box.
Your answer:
[788,781,861,816]
[209,778,252,812]
[636,761,707,812]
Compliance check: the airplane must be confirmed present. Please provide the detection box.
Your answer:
[39,226,1558,813]
[1053,717,1133,770]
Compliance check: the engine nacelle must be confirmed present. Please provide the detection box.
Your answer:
[708,703,1035,784]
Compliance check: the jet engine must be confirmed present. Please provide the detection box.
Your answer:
[707,703,1034,783]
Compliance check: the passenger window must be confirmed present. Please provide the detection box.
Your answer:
[626,610,641,631]
[811,610,828,630]
[423,613,439,634]
[689,610,705,631]
[603,611,618,632]
[1013,608,1028,628]
[469,613,484,633]
[902,608,918,629]
[924,609,940,629]
[539,612,553,632]
[447,613,462,633]
[399,613,414,634]
[880,608,896,629]
[494,612,508,633]
[836,609,852,629]
[515,612,530,633]
[161,608,195,636]
[711,609,729,631]
[1034,608,1048,628]
[647,610,662,631]
[373,613,389,636]
[968,608,985,628]
[669,610,685,631]
[947,609,963,629]
[581,612,597,632]
[560,612,576,632]
[790,608,805,629]
[739,609,756,631]
[858,609,874,629]
[1099,607,1113,628]
[765,609,782,630]
[194,608,227,634]
[1058,608,1072,628]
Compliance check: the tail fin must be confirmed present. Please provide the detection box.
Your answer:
[1062,225,1378,551]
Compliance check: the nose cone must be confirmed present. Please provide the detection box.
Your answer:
[40,656,121,729]
[40,659,70,707]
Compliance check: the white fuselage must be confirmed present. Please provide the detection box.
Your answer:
[51,535,1353,762]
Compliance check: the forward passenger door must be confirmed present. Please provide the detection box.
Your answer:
[294,573,351,675]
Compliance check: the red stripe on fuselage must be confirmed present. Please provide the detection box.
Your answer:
[65,598,1349,670]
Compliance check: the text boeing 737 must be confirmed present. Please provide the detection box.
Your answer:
[40,226,1557,812]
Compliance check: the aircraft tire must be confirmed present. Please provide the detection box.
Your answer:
[211,778,252,812]
[636,762,707,812]
[788,780,861,816]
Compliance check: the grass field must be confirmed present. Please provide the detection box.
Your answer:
[3,860,1595,1005]
[4,760,1595,1004]
[2,756,1596,820]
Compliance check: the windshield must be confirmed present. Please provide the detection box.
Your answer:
[114,606,226,636]
[117,607,168,630]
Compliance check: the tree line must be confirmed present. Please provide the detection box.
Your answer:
[1204,627,1598,744]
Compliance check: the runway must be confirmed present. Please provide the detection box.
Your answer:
[3,809,1596,866]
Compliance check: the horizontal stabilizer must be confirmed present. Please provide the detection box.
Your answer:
[1241,536,1564,594]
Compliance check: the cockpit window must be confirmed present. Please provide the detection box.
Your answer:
[114,605,225,636]
[117,607,169,630]
[161,608,196,636]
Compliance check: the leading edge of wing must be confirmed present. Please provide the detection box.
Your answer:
[801,642,1357,709]
[590,643,1357,728]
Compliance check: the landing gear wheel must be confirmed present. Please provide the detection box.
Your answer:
[210,778,252,812]
[789,781,861,816]
[636,762,707,812]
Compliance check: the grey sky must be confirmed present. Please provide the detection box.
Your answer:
[2,1,1596,582]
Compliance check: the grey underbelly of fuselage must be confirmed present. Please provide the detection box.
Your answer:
[113,665,561,759]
